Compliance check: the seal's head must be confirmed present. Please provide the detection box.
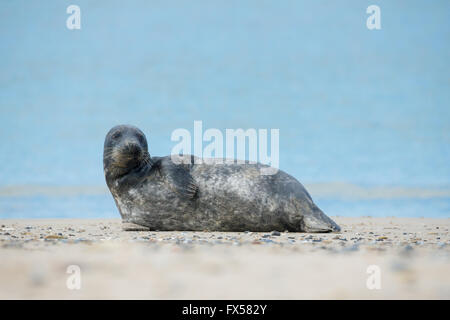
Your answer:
[103,125,150,181]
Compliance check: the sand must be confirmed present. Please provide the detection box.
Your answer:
[0,217,449,299]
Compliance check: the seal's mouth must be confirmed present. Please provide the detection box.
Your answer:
[104,142,150,171]
[115,142,143,167]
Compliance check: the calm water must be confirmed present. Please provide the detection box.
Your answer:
[0,1,449,218]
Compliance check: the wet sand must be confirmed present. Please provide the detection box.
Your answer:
[0,217,449,299]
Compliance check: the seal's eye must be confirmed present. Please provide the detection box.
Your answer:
[137,133,145,143]
[111,131,122,140]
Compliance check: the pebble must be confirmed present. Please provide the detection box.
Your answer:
[1,221,449,258]
[44,235,66,240]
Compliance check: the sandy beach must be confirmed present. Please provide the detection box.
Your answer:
[0,217,449,299]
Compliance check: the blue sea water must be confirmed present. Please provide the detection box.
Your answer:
[0,1,449,218]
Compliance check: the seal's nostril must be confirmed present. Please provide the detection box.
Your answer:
[129,144,141,155]
[120,141,142,157]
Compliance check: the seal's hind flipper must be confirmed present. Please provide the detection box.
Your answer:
[303,207,341,233]
[156,158,199,199]
[122,222,151,231]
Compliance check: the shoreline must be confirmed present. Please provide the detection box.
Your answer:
[0,217,449,299]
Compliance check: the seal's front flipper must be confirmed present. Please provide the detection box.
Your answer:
[157,159,199,199]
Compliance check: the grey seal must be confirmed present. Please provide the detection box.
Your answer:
[103,125,340,232]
